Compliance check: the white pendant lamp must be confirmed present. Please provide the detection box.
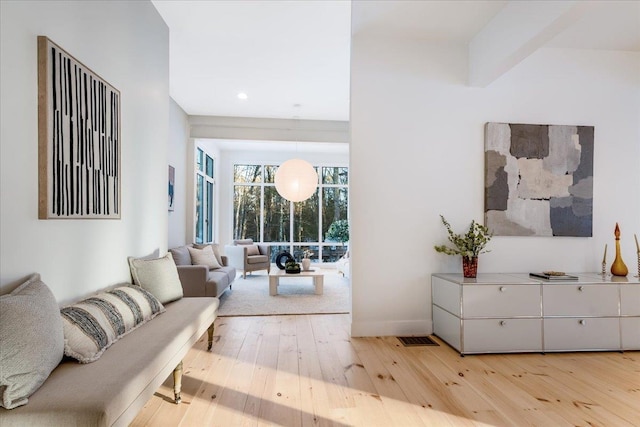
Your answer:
[275,159,318,202]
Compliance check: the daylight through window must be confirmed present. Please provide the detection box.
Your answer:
[233,164,348,264]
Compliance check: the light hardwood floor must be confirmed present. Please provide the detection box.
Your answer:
[132,314,640,426]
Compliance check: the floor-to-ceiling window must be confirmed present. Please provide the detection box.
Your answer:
[233,163,348,264]
[195,147,215,244]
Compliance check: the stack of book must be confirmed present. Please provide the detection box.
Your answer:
[529,272,578,281]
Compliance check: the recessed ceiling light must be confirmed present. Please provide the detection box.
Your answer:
[237,92,248,100]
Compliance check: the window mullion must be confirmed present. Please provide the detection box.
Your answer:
[260,180,264,243]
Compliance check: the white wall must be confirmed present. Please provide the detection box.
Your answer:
[168,98,189,248]
[350,33,640,336]
[0,1,169,304]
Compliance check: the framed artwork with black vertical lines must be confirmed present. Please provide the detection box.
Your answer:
[38,36,121,219]
[168,165,175,211]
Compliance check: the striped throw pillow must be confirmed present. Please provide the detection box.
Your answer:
[60,286,165,363]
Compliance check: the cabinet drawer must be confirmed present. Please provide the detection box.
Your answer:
[621,286,640,315]
[463,318,542,353]
[543,284,618,316]
[463,285,540,318]
[544,318,620,351]
[621,317,640,350]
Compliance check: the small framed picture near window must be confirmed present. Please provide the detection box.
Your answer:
[168,165,175,211]
[38,36,121,219]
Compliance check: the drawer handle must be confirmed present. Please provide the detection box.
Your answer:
[578,286,584,292]
[499,286,506,292]
[579,319,586,326]
[499,320,507,326]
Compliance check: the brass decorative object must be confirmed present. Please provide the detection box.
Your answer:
[611,223,628,277]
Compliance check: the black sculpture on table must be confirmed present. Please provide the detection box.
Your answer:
[275,251,294,270]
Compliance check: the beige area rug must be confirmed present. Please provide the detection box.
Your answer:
[217,269,350,316]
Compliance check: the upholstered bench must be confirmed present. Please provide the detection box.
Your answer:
[1,255,220,427]
[0,295,218,427]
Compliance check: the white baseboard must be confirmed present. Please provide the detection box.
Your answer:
[350,319,433,337]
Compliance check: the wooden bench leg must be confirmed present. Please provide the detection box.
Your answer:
[207,323,215,351]
[173,361,183,404]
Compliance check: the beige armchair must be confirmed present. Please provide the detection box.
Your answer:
[225,239,271,279]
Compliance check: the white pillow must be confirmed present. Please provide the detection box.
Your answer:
[61,286,165,363]
[0,274,64,409]
[188,245,221,269]
[128,253,183,303]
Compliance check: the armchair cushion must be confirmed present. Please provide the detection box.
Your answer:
[247,255,269,265]
[245,245,260,256]
[188,246,221,269]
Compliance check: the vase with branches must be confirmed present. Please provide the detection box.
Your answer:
[434,215,492,278]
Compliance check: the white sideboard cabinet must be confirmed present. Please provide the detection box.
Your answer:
[432,273,640,355]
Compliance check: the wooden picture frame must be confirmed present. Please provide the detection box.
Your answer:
[38,36,121,219]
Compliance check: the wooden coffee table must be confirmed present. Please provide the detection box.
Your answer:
[268,269,324,296]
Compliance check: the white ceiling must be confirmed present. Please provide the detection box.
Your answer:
[152,0,640,122]
[152,0,351,121]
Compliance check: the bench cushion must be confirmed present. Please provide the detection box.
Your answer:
[0,297,219,427]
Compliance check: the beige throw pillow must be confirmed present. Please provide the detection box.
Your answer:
[128,253,183,304]
[193,243,223,266]
[188,245,222,269]
[246,245,260,256]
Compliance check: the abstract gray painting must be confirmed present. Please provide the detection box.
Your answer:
[485,123,593,237]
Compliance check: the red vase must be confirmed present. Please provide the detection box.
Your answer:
[462,256,478,278]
